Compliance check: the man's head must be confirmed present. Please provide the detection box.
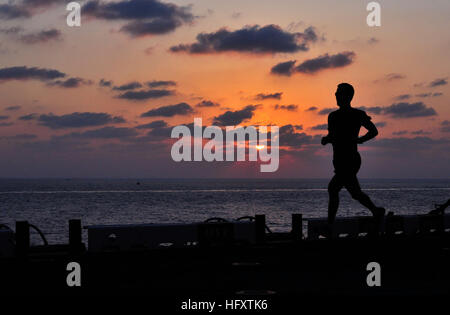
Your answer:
[335,83,354,107]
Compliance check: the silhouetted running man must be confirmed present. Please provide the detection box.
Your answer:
[321,83,385,227]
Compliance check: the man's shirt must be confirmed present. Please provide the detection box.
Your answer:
[328,107,372,157]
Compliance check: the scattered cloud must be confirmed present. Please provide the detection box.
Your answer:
[135,120,168,129]
[441,120,450,133]
[0,66,65,82]
[0,4,30,20]
[374,73,406,83]
[32,112,126,129]
[317,108,334,115]
[4,105,21,111]
[141,102,194,117]
[47,77,92,88]
[270,60,296,76]
[196,100,220,107]
[99,78,113,87]
[213,105,259,126]
[58,126,139,139]
[429,77,448,88]
[19,28,62,44]
[117,89,174,100]
[255,92,283,100]
[310,123,327,130]
[271,51,355,76]
[394,94,410,101]
[305,106,318,112]
[113,81,143,91]
[170,25,319,54]
[274,104,298,112]
[83,0,195,37]
[279,124,320,147]
[18,113,38,121]
[146,80,176,88]
[379,102,437,118]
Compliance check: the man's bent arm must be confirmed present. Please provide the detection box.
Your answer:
[358,120,378,144]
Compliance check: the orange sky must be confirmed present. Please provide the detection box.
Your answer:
[0,0,448,178]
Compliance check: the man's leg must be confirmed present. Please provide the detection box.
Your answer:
[345,176,384,216]
[328,175,343,225]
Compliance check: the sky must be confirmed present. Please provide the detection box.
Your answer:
[0,0,449,178]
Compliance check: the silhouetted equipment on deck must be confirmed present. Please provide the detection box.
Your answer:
[2,200,450,256]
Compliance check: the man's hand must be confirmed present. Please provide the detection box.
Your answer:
[321,136,330,145]
[357,137,364,144]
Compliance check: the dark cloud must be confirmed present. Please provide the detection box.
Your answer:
[381,102,437,118]
[432,92,443,97]
[0,66,65,82]
[367,136,449,151]
[135,120,168,129]
[19,29,62,44]
[441,120,450,133]
[18,113,38,120]
[117,89,174,100]
[358,106,384,115]
[317,108,334,115]
[5,105,21,111]
[83,0,195,36]
[0,4,30,19]
[37,112,126,129]
[213,105,259,126]
[375,121,387,128]
[255,92,283,100]
[99,78,113,87]
[394,94,410,101]
[141,102,194,117]
[0,115,9,120]
[120,18,182,36]
[0,122,13,127]
[374,73,406,83]
[60,126,138,139]
[112,81,142,91]
[170,25,319,54]
[411,130,431,135]
[274,104,298,112]
[416,93,432,98]
[310,123,327,130]
[295,51,355,74]
[279,124,320,147]
[270,60,296,76]
[196,100,220,107]
[146,80,176,88]
[393,130,408,136]
[47,77,92,88]
[305,106,317,112]
[0,1,68,20]
[429,78,448,87]
[22,0,65,8]
[271,51,355,76]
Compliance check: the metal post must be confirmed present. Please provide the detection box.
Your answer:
[16,221,29,257]
[69,219,82,254]
[255,215,265,243]
[292,213,303,241]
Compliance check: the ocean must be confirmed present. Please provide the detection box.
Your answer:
[0,178,449,244]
